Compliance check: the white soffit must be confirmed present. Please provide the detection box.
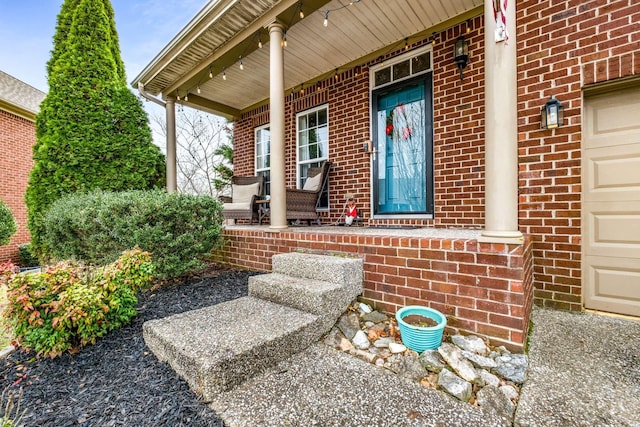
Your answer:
[134,0,482,118]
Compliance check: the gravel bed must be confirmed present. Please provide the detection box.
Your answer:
[0,267,256,427]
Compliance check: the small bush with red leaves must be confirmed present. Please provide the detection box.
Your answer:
[2,248,153,358]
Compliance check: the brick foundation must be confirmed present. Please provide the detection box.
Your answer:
[213,229,533,352]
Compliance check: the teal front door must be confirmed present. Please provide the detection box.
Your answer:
[374,79,433,215]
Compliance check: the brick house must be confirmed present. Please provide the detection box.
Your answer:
[0,71,45,263]
[133,0,640,350]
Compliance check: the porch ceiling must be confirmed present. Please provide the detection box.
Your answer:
[132,0,483,119]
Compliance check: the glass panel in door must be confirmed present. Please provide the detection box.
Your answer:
[375,83,426,214]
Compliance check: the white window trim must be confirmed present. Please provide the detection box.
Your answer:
[254,123,270,194]
[296,103,329,210]
[369,45,433,90]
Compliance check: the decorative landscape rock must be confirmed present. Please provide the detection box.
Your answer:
[337,312,360,340]
[385,354,427,382]
[362,310,388,323]
[419,350,446,373]
[500,384,519,401]
[493,353,528,384]
[373,337,395,348]
[462,350,498,369]
[329,300,528,422]
[438,343,481,384]
[438,369,472,402]
[388,342,406,354]
[358,302,372,314]
[477,385,515,420]
[451,334,490,356]
[352,330,370,350]
[479,369,501,388]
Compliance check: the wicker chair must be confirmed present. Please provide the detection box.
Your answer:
[286,162,332,225]
[219,175,264,224]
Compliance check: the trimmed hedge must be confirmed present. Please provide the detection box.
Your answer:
[41,190,224,279]
[1,249,154,358]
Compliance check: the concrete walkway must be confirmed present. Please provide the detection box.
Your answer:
[514,308,640,427]
[208,307,640,427]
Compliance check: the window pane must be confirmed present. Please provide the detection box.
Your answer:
[308,112,317,128]
[308,128,317,144]
[318,108,327,125]
[299,144,309,161]
[298,115,307,129]
[393,60,410,80]
[309,143,318,159]
[412,52,430,73]
[258,170,271,196]
[299,129,309,147]
[318,140,327,158]
[375,68,391,86]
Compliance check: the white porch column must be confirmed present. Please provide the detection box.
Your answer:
[480,0,522,243]
[165,97,177,193]
[268,21,287,229]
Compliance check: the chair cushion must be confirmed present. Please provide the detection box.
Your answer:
[303,173,322,191]
[222,202,252,211]
[232,182,260,203]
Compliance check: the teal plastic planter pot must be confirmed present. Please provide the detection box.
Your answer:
[396,306,447,353]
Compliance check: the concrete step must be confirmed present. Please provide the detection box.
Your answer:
[143,296,321,401]
[144,253,364,402]
[271,252,363,296]
[248,273,357,328]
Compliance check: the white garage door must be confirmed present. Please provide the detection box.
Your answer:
[583,84,640,316]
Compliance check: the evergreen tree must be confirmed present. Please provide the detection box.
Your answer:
[26,0,165,255]
[212,124,234,196]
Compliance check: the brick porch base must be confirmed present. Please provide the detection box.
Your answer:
[212,226,533,351]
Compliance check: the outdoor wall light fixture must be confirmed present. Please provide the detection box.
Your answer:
[453,35,469,80]
[540,96,564,129]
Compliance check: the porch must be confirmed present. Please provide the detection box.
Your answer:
[211,225,533,351]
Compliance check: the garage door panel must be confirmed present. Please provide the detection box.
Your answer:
[584,90,640,149]
[584,202,640,258]
[584,255,640,316]
[583,84,640,316]
[583,144,640,202]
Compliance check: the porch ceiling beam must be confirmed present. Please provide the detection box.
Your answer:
[162,0,333,98]
[180,94,241,121]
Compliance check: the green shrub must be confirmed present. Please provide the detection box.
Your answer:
[3,248,153,358]
[18,244,39,267]
[41,190,223,279]
[26,0,165,257]
[0,201,16,246]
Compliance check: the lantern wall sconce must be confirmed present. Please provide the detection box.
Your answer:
[540,96,564,129]
[453,35,469,80]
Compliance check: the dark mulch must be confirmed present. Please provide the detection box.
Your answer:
[0,266,256,427]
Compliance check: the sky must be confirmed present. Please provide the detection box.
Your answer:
[0,0,206,94]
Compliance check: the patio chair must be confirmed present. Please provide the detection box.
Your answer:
[220,175,264,224]
[286,162,332,225]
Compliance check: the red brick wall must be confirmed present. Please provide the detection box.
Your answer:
[0,110,35,263]
[233,17,486,227]
[230,1,640,312]
[213,229,532,351]
[517,0,640,310]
